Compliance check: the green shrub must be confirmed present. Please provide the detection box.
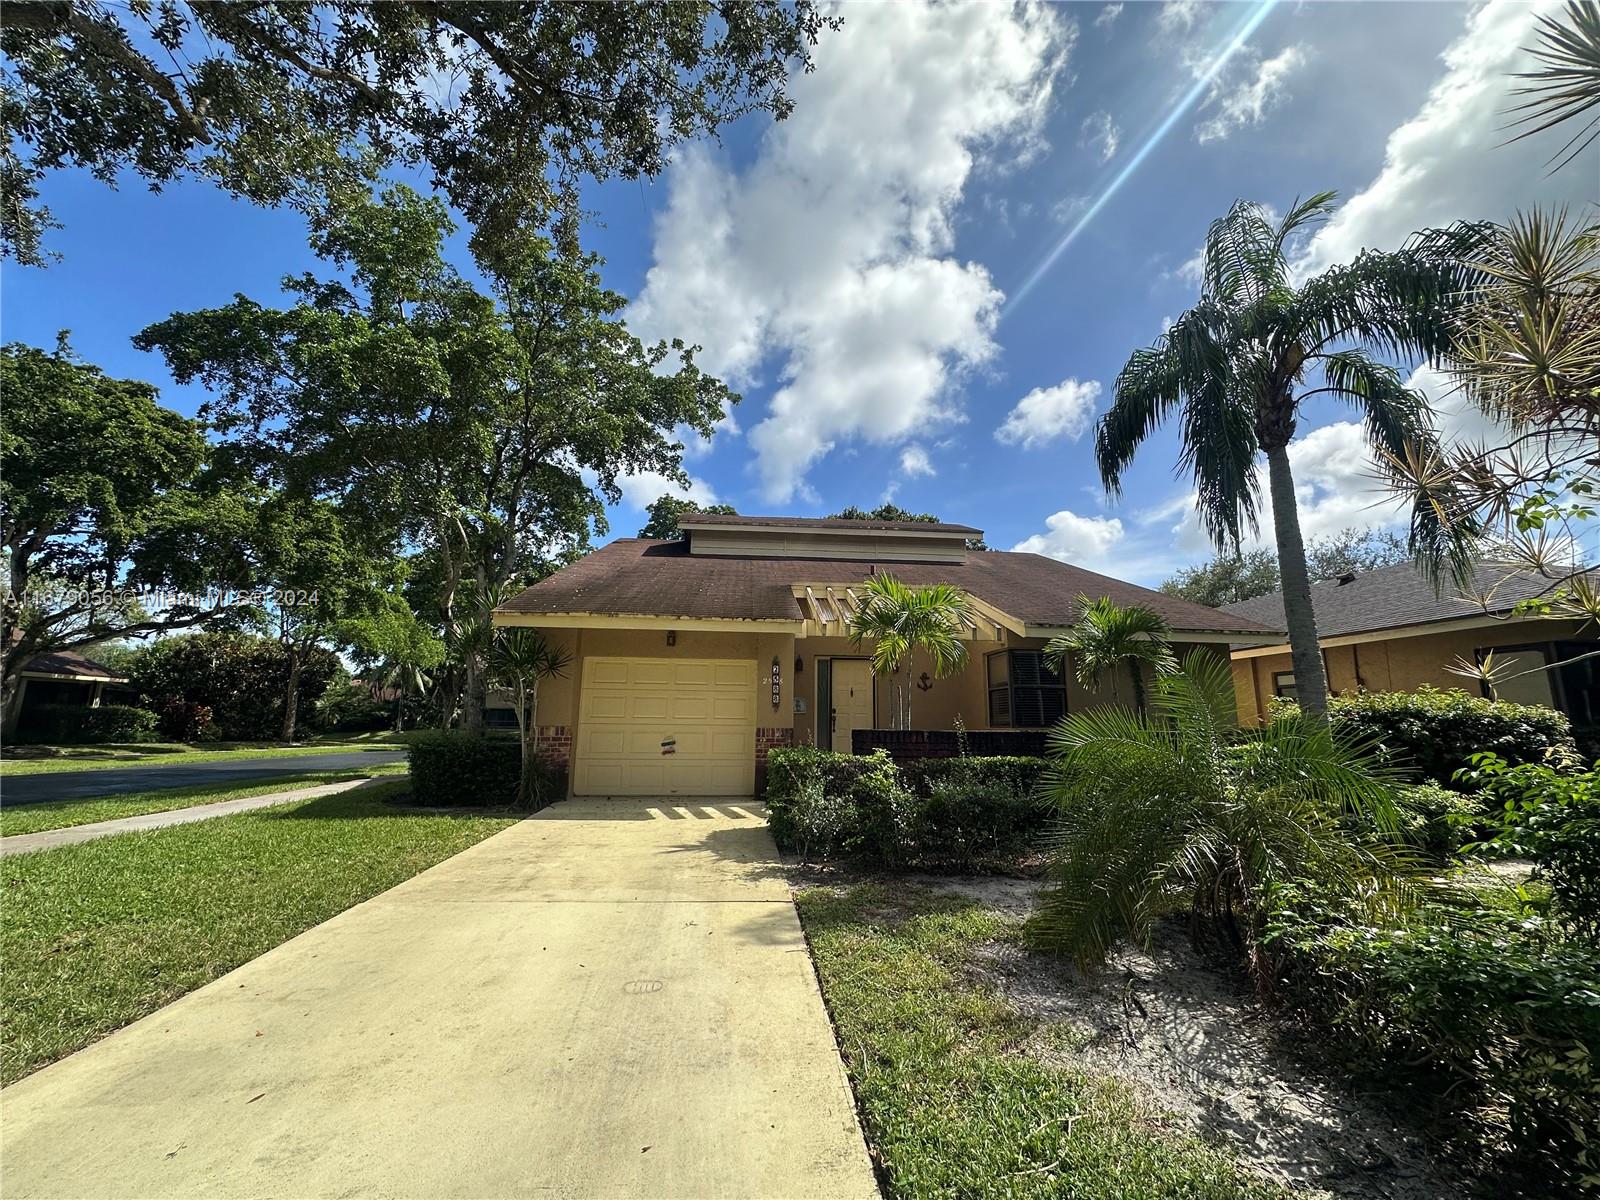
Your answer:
[765,748,1051,869]
[1391,782,1484,862]
[406,732,522,807]
[1265,886,1599,1194]
[157,698,215,742]
[902,755,1051,799]
[1276,687,1576,787]
[16,703,158,744]
[1466,752,1600,940]
[315,682,392,733]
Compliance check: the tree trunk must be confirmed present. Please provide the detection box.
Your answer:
[1264,442,1330,721]
[281,646,303,742]
[461,658,485,736]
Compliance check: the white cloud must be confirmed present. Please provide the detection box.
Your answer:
[1158,0,1202,36]
[1195,45,1307,143]
[1080,110,1120,162]
[1012,509,1127,566]
[629,4,1072,503]
[995,378,1102,448]
[1299,0,1596,275]
[613,470,721,513]
[1095,3,1123,30]
[899,444,936,478]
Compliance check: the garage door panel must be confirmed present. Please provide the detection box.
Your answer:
[575,656,757,797]
[589,660,630,685]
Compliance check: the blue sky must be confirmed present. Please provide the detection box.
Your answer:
[5,1,1594,586]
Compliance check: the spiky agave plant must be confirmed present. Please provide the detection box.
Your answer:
[1026,652,1414,978]
[848,574,972,730]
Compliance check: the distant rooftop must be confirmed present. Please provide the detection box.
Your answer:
[678,513,984,536]
[1220,560,1592,641]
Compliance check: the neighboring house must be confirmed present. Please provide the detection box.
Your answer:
[6,650,133,736]
[493,514,1277,798]
[1221,561,1598,725]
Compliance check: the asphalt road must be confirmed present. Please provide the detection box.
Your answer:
[0,750,408,806]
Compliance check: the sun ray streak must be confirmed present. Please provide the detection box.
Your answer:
[1002,0,1282,320]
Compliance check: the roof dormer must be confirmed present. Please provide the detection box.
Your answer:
[678,513,978,564]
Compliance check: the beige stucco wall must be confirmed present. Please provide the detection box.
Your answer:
[1231,618,1592,723]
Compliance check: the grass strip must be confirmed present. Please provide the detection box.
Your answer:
[796,884,1284,1199]
[0,765,406,837]
[1,735,415,777]
[1,783,513,1084]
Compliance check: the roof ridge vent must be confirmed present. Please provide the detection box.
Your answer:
[1336,572,1357,586]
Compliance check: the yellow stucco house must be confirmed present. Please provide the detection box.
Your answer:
[1222,561,1597,725]
[493,514,1276,798]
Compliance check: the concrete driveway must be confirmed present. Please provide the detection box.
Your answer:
[0,799,878,1200]
[1,750,407,805]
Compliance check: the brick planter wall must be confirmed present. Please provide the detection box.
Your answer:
[850,728,1049,763]
[755,726,795,796]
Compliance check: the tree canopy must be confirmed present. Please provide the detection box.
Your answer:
[828,503,989,550]
[638,496,736,540]
[137,184,733,729]
[0,338,261,725]
[0,1,834,266]
[1160,528,1411,608]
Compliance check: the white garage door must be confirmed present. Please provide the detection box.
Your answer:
[574,657,757,797]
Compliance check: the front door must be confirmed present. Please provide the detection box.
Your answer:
[829,659,874,754]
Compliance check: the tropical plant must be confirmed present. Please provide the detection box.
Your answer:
[381,660,433,733]
[847,574,972,731]
[1044,596,1176,711]
[1096,193,1487,720]
[1508,0,1600,170]
[486,628,573,806]
[1027,653,1410,973]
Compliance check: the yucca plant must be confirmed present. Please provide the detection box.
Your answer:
[1508,0,1600,170]
[486,627,573,806]
[848,573,972,730]
[1044,596,1177,711]
[1026,653,1413,978]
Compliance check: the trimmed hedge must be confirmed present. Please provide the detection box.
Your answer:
[15,703,158,745]
[406,733,521,806]
[765,747,1053,870]
[1277,687,1576,787]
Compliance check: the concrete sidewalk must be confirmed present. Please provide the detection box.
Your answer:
[0,778,378,857]
[0,799,878,1199]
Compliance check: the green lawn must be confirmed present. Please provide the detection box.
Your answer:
[797,885,1285,1200]
[1,783,513,1084]
[1,733,417,776]
[0,765,407,837]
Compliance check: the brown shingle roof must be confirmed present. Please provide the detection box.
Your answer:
[500,539,1280,635]
[1219,560,1594,640]
[19,651,124,680]
[681,513,983,535]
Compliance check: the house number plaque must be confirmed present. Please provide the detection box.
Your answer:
[770,658,782,709]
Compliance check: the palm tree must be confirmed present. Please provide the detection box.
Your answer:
[1027,653,1411,975]
[1508,0,1600,170]
[1096,193,1486,720]
[486,628,573,806]
[1044,596,1177,711]
[380,659,432,732]
[848,574,972,730]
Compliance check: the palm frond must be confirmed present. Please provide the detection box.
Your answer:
[1506,1,1600,170]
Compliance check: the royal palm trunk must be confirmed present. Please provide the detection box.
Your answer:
[1264,442,1330,720]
